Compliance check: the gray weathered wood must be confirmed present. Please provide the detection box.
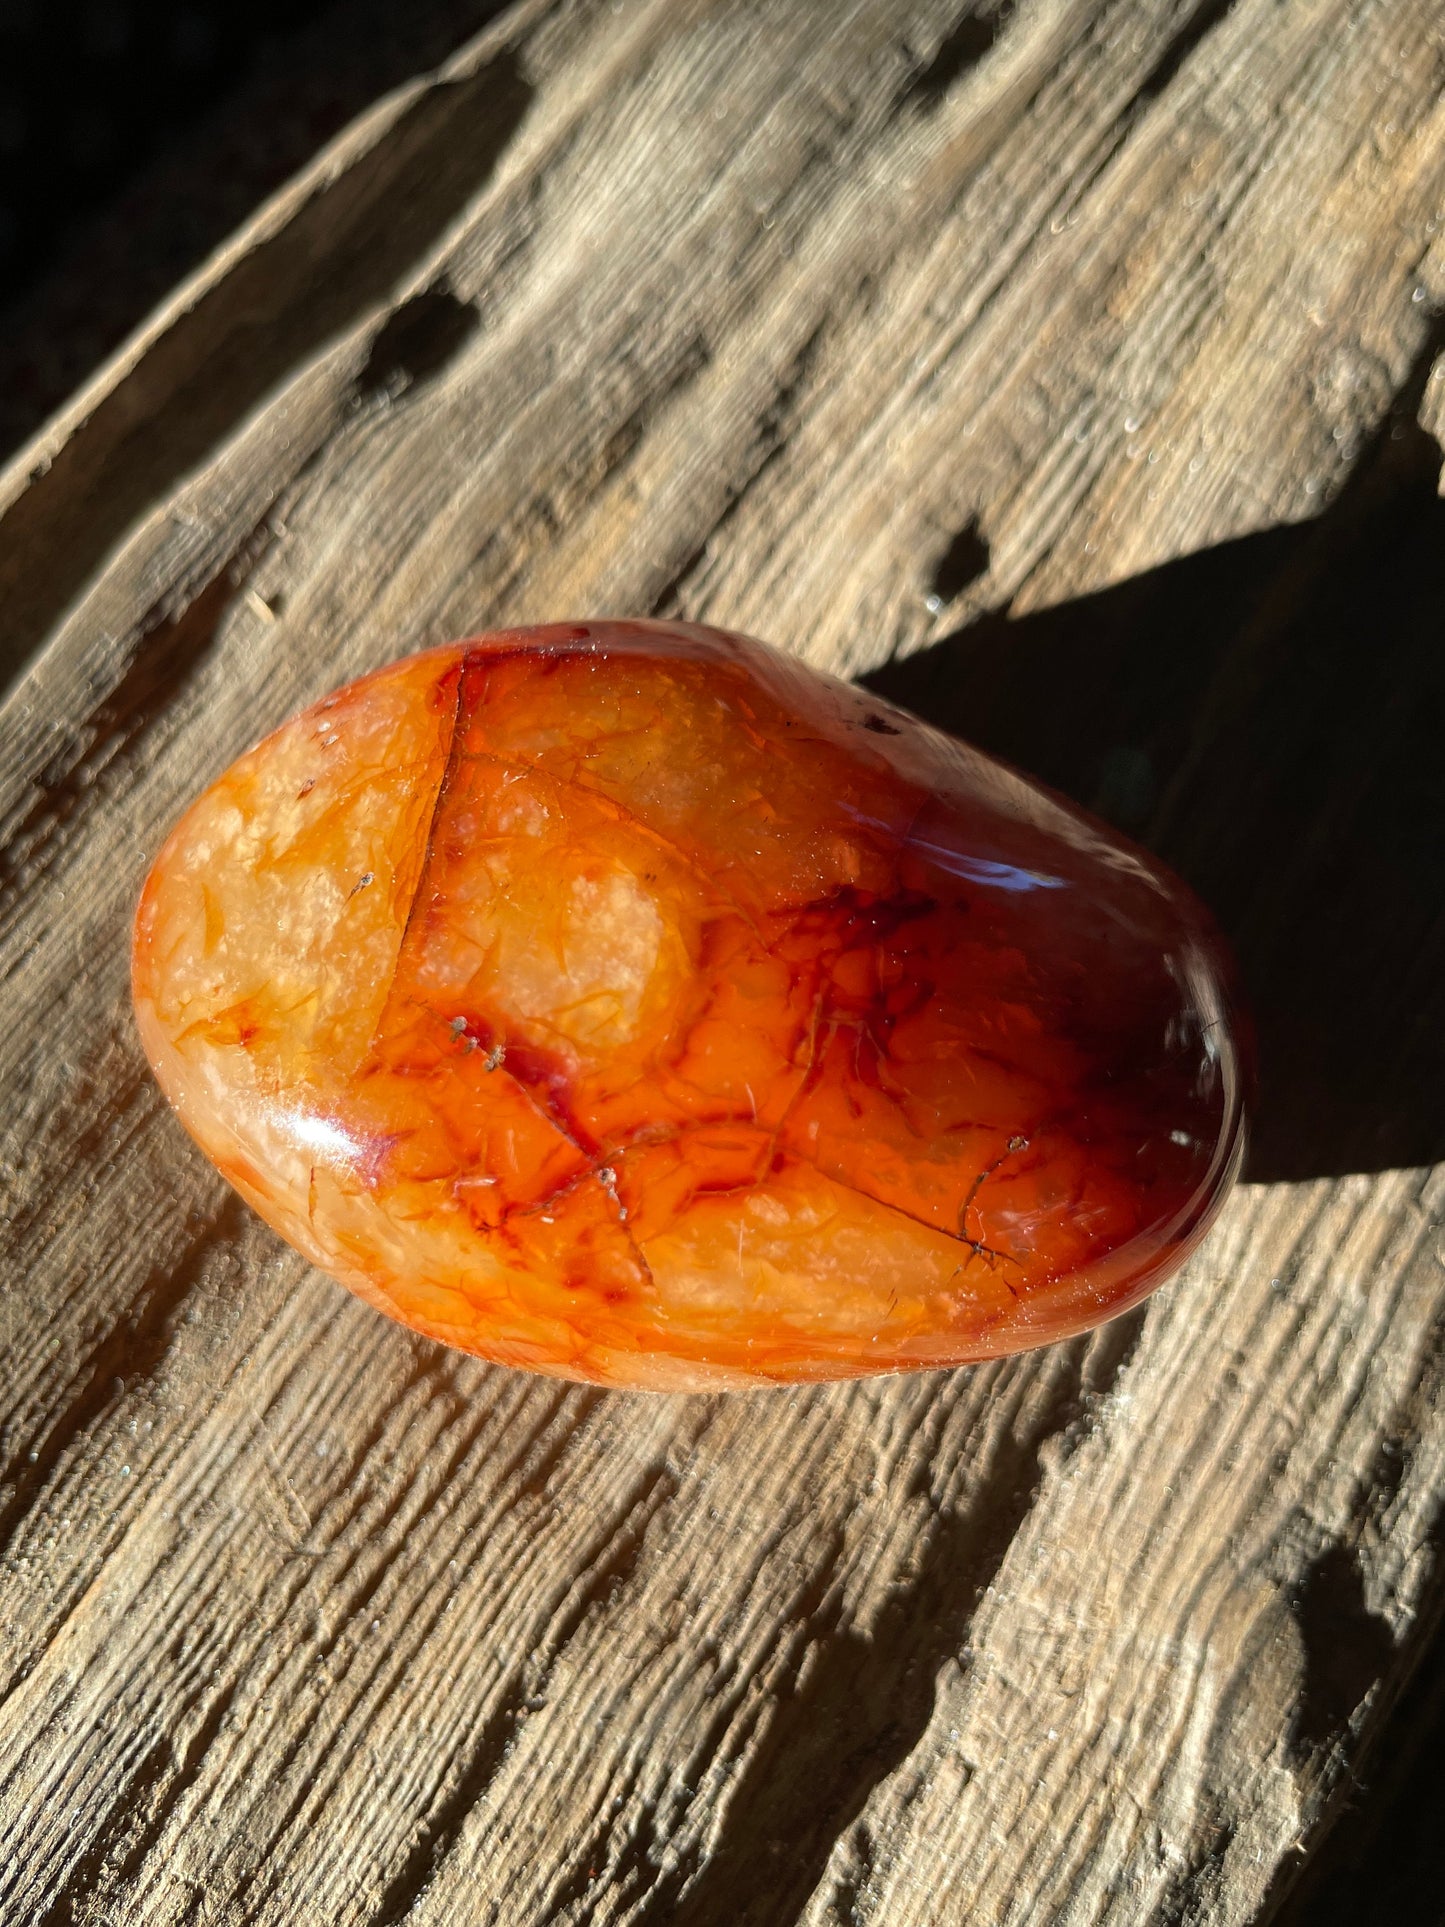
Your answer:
[1,0,1443,1921]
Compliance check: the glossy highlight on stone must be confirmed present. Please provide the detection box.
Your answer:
[133,620,1247,1390]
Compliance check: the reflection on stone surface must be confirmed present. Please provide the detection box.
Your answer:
[132,620,1247,1389]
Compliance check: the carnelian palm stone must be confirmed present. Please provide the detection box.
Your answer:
[133,619,1246,1390]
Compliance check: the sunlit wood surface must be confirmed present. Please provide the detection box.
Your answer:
[1,1,1443,1920]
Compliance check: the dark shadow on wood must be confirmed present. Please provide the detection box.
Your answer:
[1266,1555,1445,1927]
[1288,1543,1398,1760]
[0,0,520,463]
[866,318,1445,1183]
[0,39,533,701]
[1259,1305,1445,1924]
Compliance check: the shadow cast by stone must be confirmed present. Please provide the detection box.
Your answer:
[868,320,1445,1183]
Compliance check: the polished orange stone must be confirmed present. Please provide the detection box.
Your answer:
[132,620,1247,1390]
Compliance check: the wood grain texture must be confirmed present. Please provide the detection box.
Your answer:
[1,0,1443,1921]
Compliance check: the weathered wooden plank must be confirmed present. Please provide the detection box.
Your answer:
[0,0,1442,1921]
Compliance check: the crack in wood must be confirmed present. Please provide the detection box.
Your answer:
[218,1378,599,1923]
[364,1451,684,1927]
[650,322,828,618]
[614,1333,1144,1927]
[355,285,483,402]
[32,1684,241,1927]
[903,3,1009,107]
[1133,0,1240,106]
[0,543,260,932]
[0,1191,250,1571]
[1288,1542,1398,1760]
